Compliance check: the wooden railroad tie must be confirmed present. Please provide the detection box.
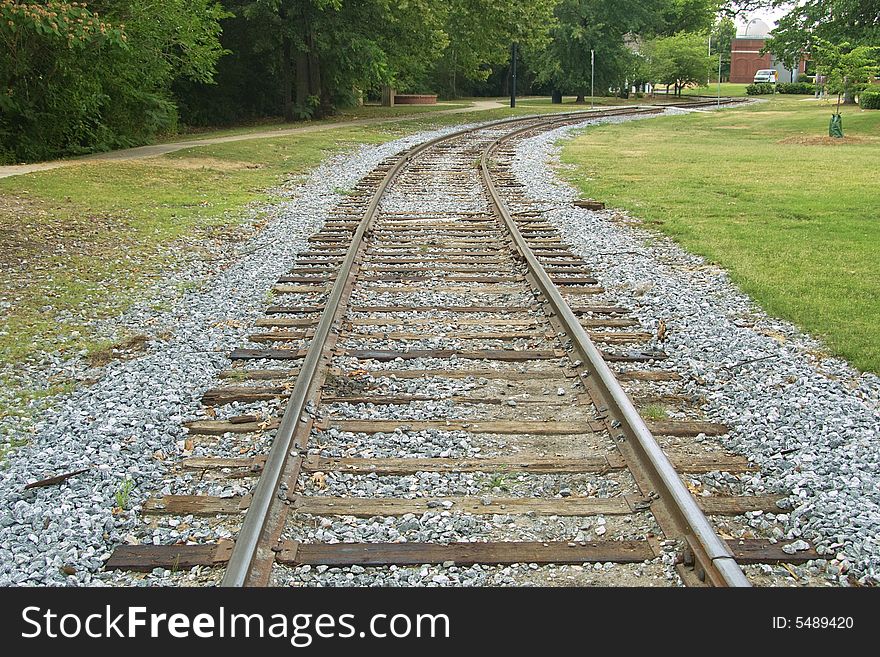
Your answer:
[104,538,817,572]
[137,493,785,518]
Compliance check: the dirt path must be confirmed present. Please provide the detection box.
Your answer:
[0,99,508,180]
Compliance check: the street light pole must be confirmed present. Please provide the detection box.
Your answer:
[718,52,723,106]
[590,49,595,109]
[510,42,517,108]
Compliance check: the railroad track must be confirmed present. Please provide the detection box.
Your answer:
[105,101,816,587]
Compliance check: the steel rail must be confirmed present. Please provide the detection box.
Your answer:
[220,107,658,586]
[479,121,751,587]
[221,100,738,586]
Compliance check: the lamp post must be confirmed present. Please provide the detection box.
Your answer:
[510,42,517,108]
[590,49,595,109]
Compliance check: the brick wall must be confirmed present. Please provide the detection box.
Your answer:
[730,38,772,83]
[393,94,438,105]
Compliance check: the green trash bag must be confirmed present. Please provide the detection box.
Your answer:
[829,113,844,138]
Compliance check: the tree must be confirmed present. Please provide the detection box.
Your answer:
[0,1,124,161]
[735,0,880,77]
[729,2,880,92]
[813,39,879,106]
[0,0,228,162]
[711,16,736,81]
[737,1,880,50]
[378,0,448,93]
[430,0,557,98]
[214,0,449,120]
[97,0,229,136]
[533,0,719,101]
[646,31,713,95]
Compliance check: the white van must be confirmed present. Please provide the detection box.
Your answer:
[753,69,778,84]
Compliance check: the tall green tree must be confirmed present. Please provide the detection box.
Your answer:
[711,16,736,81]
[533,0,719,101]
[0,0,227,163]
[735,1,880,70]
[646,31,713,95]
[430,0,557,97]
[814,39,879,105]
[744,1,880,103]
[1,1,125,161]
[223,0,447,120]
[97,0,229,136]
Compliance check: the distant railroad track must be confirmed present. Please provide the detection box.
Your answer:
[104,98,816,587]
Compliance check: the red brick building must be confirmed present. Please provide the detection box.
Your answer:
[729,19,806,83]
[731,38,774,83]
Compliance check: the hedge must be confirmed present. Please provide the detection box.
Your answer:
[746,83,776,95]
[777,82,816,94]
[860,90,880,109]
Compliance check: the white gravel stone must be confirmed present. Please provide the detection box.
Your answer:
[509,110,880,586]
[0,120,494,586]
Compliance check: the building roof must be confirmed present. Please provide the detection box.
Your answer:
[736,18,771,39]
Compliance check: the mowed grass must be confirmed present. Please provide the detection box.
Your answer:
[178,101,470,141]
[0,102,579,370]
[0,124,400,367]
[679,82,750,97]
[560,96,880,372]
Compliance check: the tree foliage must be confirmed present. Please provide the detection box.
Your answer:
[2,0,740,162]
[1,1,125,162]
[0,0,227,163]
[532,0,719,100]
[813,39,879,105]
[180,0,449,122]
[430,0,557,97]
[646,31,713,94]
[711,16,736,80]
[737,1,880,50]
[735,1,880,76]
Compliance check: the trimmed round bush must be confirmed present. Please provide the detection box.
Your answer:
[746,83,776,95]
[860,89,880,109]
[777,82,816,94]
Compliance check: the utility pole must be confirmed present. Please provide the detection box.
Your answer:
[590,49,595,109]
[510,42,517,108]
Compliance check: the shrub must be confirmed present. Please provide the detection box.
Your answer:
[777,82,816,94]
[860,89,880,109]
[746,83,776,95]
[0,1,225,163]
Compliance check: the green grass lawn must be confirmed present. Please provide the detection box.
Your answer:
[679,82,750,97]
[560,95,880,372]
[177,101,470,141]
[0,102,587,371]
[0,124,402,368]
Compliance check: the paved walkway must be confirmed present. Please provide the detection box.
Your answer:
[0,99,508,180]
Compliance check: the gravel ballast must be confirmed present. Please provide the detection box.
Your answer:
[2,107,875,587]
[0,123,483,586]
[510,116,880,586]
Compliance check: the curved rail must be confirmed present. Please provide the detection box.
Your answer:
[221,101,744,587]
[220,108,636,585]
[480,120,751,587]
